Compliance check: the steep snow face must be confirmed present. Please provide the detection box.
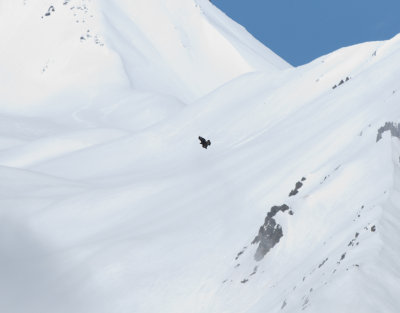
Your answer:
[97,0,290,99]
[0,0,289,113]
[1,2,400,313]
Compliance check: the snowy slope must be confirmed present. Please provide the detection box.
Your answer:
[1,1,400,313]
[0,0,289,111]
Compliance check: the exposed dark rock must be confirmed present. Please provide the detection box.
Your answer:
[281,300,287,310]
[45,5,55,16]
[234,246,247,261]
[240,279,248,284]
[269,204,289,216]
[332,77,351,90]
[318,258,328,268]
[235,250,244,260]
[348,233,359,247]
[301,177,306,182]
[340,253,346,261]
[289,181,303,197]
[321,175,329,184]
[371,225,376,232]
[376,122,400,142]
[250,266,258,276]
[252,204,289,261]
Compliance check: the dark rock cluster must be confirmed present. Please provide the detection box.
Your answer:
[376,122,400,142]
[289,177,306,197]
[252,204,289,261]
[332,76,350,89]
[42,5,55,18]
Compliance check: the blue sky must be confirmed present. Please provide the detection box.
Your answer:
[213,0,400,66]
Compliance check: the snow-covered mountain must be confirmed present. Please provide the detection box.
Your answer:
[1,1,399,313]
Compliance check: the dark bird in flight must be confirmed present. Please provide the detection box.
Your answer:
[198,136,211,149]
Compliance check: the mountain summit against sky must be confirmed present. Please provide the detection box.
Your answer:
[1,1,400,313]
[0,0,289,107]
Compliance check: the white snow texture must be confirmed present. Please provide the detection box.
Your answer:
[0,0,399,313]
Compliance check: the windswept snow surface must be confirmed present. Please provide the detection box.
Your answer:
[1,1,400,313]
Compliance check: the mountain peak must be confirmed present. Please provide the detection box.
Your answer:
[0,0,289,108]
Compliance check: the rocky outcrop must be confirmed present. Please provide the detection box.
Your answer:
[376,122,400,142]
[252,204,289,261]
[289,177,306,197]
